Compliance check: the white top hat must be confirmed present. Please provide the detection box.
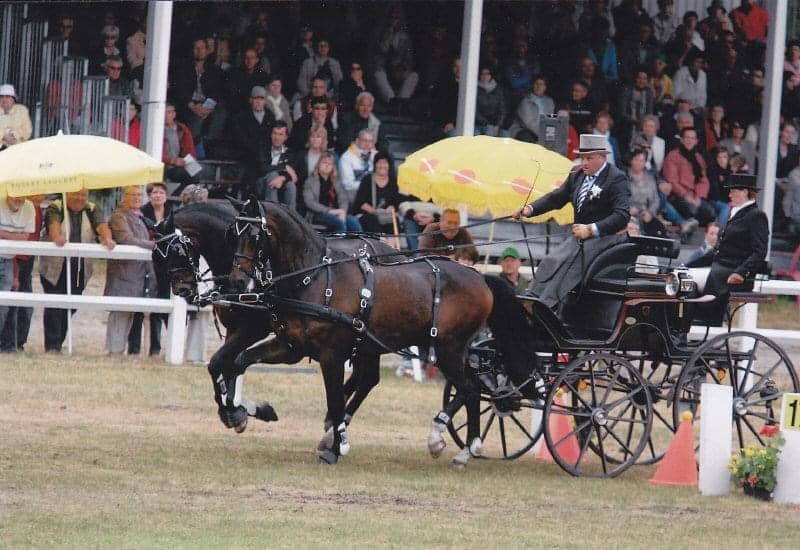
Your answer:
[574,134,610,155]
[0,84,16,98]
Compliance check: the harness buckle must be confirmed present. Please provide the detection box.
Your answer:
[324,288,333,298]
[322,256,332,264]
[302,276,312,286]
[360,298,368,309]
[265,270,273,283]
[432,266,441,273]
[430,327,438,338]
[352,318,365,332]
[360,288,372,299]
[238,293,261,303]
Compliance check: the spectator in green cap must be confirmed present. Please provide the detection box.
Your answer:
[498,246,529,294]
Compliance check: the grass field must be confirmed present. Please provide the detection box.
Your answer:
[1,354,799,549]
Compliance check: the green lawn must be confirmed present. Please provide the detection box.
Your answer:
[1,354,799,549]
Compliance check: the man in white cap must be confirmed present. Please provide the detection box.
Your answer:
[514,133,631,308]
[0,84,32,150]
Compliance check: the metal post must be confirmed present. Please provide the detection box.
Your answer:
[455,0,482,137]
[757,0,787,258]
[140,1,172,163]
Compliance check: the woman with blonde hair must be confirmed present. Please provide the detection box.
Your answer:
[303,151,362,232]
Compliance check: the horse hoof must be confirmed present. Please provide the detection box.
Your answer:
[318,449,339,465]
[219,405,248,430]
[255,402,278,422]
[317,427,334,451]
[428,439,446,459]
[233,415,248,434]
[451,447,471,467]
[449,459,467,469]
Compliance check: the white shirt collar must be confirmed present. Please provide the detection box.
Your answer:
[588,162,608,180]
[729,199,756,220]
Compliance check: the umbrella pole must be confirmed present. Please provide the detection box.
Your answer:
[391,210,401,250]
[483,222,495,267]
[63,192,73,356]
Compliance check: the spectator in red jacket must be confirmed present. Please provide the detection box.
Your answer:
[731,0,768,43]
[662,127,717,225]
[162,101,198,188]
[127,102,140,148]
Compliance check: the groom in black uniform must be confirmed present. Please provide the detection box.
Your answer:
[513,134,631,308]
[699,173,769,324]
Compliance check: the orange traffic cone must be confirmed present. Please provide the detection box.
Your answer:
[649,411,698,486]
[538,392,581,464]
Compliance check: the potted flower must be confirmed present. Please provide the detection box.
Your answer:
[728,425,785,501]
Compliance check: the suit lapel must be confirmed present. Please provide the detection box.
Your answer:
[727,202,755,226]
[575,165,610,210]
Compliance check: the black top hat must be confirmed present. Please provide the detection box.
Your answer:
[726,173,760,191]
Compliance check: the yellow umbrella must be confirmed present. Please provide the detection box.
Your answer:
[398,135,575,224]
[0,134,164,197]
[0,134,164,355]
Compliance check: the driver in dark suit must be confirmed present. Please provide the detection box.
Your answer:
[513,134,631,308]
[698,173,769,324]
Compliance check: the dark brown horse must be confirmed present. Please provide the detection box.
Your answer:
[231,198,495,465]
[152,200,412,445]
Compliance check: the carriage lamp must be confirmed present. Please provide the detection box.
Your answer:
[677,272,696,294]
[664,273,679,297]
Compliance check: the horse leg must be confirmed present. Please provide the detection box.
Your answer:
[234,334,306,369]
[451,390,482,468]
[317,351,350,465]
[210,326,278,433]
[428,343,482,466]
[319,353,380,451]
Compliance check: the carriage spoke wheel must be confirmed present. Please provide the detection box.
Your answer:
[673,331,799,453]
[608,353,680,465]
[544,353,653,478]
[443,381,542,460]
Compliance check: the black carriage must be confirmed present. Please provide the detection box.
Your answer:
[444,234,799,477]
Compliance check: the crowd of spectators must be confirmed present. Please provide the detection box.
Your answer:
[6,2,800,241]
[1,1,800,356]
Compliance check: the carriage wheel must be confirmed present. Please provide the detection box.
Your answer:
[544,353,653,478]
[442,381,543,460]
[612,354,681,465]
[672,331,799,452]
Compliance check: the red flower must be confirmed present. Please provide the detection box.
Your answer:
[748,475,760,486]
[760,425,779,438]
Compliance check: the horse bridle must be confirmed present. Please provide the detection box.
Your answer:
[231,213,274,288]
[154,229,205,299]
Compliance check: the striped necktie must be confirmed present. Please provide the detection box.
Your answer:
[576,174,596,211]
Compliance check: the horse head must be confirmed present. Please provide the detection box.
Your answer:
[153,213,202,300]
[229,195,274,289]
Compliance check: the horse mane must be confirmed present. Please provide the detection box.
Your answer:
[256,200,327,272]
[174,200,238,228]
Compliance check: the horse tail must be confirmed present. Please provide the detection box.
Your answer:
[483,275,538,388]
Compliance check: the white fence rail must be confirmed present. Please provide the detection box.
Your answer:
[0,240,195,364]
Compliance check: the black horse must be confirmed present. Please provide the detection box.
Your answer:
[153,200,413,445]
[230,198,501,465]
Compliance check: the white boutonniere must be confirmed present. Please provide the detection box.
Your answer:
[589,184,602,200]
